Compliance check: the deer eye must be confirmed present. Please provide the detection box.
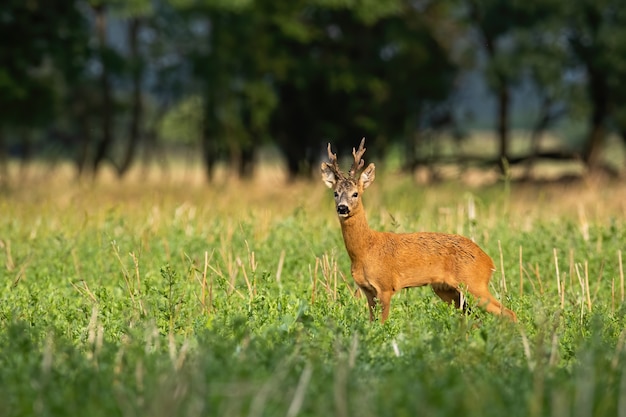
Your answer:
[352,192,358,198]
[334,192,339,198]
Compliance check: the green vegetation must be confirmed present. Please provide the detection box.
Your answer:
[3,0,626,180]
[1,172,626,416]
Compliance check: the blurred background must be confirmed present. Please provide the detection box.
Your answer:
[1,0,625,185]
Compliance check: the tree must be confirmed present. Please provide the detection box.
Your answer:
[165,0,459,180]
[267,0,458,178]
[460,0,534,171]
[168,0,272,180]
[77,0,155,178]
[506,0,573,173]
[116,0,153,177]
[564,0,626,172]
[0,0,90,184]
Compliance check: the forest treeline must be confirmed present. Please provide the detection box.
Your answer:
[1,0,625,182]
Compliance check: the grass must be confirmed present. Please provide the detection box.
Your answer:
[1,162,626,417]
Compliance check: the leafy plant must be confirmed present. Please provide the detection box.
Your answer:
[1,175,625,416]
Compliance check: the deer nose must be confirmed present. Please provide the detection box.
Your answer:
[337,204,349,215]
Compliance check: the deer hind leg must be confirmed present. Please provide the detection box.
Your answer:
[470,287,518,322]
[432,284,463,309]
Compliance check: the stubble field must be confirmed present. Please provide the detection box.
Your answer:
[1,163,626,417]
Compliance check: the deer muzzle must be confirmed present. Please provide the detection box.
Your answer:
[337,204,350,216]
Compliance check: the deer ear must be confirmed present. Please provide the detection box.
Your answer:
[320,163,337,188]
[360,163,375,189]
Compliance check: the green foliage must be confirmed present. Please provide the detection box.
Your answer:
[0,0,91,128]
[159,95,203,145]
[1,178,626,416]
[3,0,626,179]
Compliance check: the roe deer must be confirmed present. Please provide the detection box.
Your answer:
[320,138,517,323]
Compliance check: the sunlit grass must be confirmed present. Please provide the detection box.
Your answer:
[1,159,626,416]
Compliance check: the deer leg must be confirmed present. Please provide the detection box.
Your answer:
[361,287,377,321]
[378,290,394,323]
[432,285,462,309]
[471,287,518,322]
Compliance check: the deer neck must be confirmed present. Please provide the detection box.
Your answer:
[339,206,372,262]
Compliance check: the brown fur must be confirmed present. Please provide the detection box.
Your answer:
[321,139,517,323]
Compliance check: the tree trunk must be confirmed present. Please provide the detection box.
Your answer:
[74,109,92,178]
[0,130,8,188]
[18,130,32,182]
[467,0,512,175]
[497,83,510,172]
[582,73,609,170]
[404,134,418,172]
[201,94,218,182]
[200,15,223,183]
[201,134,216,182]
[584,124,605,170]
[238,145,255,179]
[524,97,566,178]
[118,17,143,178]
[280,138,306,181]
[92,4,113,176]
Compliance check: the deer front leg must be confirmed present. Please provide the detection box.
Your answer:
[361,287,377,321]
[361,286,394,322]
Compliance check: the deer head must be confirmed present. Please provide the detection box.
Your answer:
[321,138,376,218]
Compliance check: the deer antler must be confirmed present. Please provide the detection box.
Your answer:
[326,143,343,177]
[349,137,366,178]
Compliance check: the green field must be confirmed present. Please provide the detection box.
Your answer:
[1,165,626,417]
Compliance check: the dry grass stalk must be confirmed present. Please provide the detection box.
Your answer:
[612,278,616,315]
[206,256,245,300]
[320,253,338,301]
[560,279,565,311]
[225,251,237,296]
[554,248,561,298]
[584,261,592,311]
[578,204,589,241]
[86,305,104,366]
[130,252,146,316]
[591,260,605,305]
[1,239,14,271]
[619,250,624,303]
[519,246,524,297]
[276,249,285,285]
[310,260,318,304]
[574,262,592,318]
[70,279,98,303]
[553,249,566,310]
[111,241,138,310]
[237,257,254,301]
[286,362,313,417]
[199,250,214,314]
[498,240,507,294]
[533,262,544,294]
[520,262,537,294]
[239,240,258,299]
[611,330,626,370]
